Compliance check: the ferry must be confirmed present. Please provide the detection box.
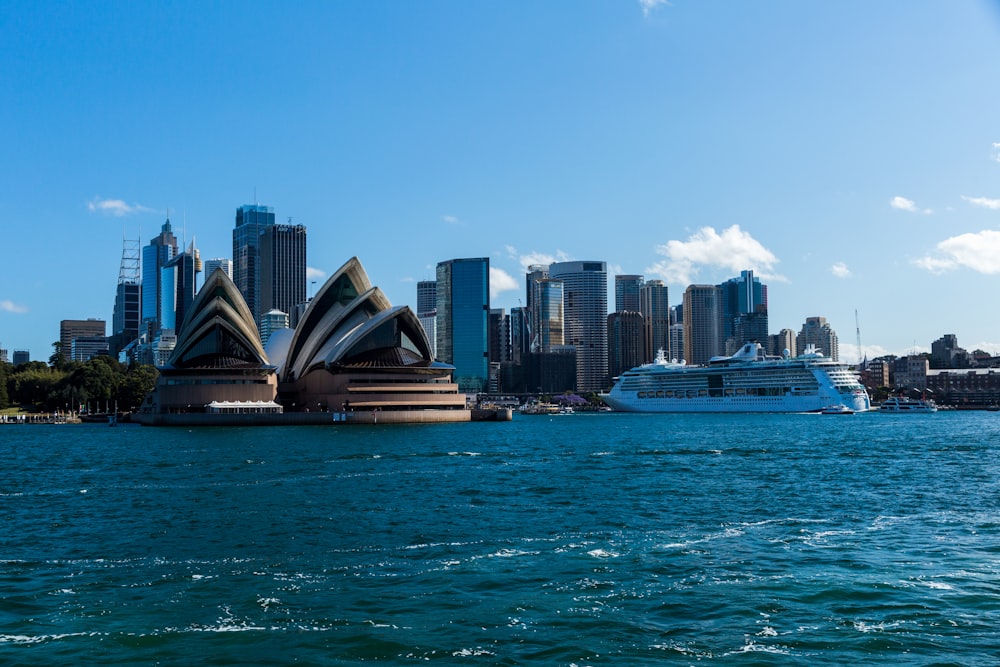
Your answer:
[878,396,938,413]
[602,343,871,413]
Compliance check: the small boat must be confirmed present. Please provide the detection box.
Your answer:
[821,404,855,415]
[878,396,938,413]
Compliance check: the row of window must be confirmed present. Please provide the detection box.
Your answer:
[635,387,810,399]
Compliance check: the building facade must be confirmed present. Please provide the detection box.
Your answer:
[639,279,670,362]
[797,316,839,360]
[203,258,234,281]
[683,284,723,365]
[608,311,646,380]
[549,261,608,392]
[60,319,107,362]
[141,218,178,334]
[233,204,276,324]
[436,258,490,393]
[259,223,307,328]
[614,275,643,313]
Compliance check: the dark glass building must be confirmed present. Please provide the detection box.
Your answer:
[436,258,489,393]
[233,204,276,324]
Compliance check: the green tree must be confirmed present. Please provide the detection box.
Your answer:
[0,361,10,409]
[118,364,158,411]
[48,341,67,370]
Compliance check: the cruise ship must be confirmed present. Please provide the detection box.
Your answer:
[602,343,871,413]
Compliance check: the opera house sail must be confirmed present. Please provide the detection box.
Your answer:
[137,258,483,425]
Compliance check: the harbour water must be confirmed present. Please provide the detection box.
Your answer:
[3,412,1000,665]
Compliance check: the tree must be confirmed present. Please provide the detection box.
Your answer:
[49,341,67,370]
[118,364,158,411]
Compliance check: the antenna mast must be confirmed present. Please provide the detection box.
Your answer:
[855,309,863,367]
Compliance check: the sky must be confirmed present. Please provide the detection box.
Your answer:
[2,0,1000,364]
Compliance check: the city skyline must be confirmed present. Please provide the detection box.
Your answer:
[3,2,1000,361]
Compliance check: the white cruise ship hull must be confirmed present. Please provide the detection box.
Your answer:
[601,343,872,414]
[602,391,870,414]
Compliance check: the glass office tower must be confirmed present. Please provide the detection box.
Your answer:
[233,204,276,324]
[436,258,489,393]
[549,261,608,392]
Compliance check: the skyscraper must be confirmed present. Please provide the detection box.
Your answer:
[160,241,202,332]
[259,222,307,325]
[639,279,670,362]
[797,316,839,360]
[719,270,768,353]
[233,204,275,324]
[436,258,489,393]
[536,278,564,353]
[683,284,723,365]
[417,280,437,318]
[203,258,233,281]
[614,274,643,313]
[525,264,549,351]
[608,311,646,380]
[141,218,178,334]
[111,234,141,357]
[549,261,607,392]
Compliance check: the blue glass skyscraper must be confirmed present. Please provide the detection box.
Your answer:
[436,258,489,393]
[141,218,178,334]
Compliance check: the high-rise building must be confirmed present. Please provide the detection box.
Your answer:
[111,233,141,357]
[536,278,564,353]
[797,316,839,360]
[639,279,670,362]
[509,306,531,365]
[549,261,608,392]
[669,323,684,363]
[233,204,275,324]
[141,218,178,334]
[488,308,510,365]
[525,265,549,351]
[615,275,643,313]
[417,280,437,317]
[203,258,233,281]
[608,311,646,380]
[160,242,202,332]
[683,284,723,365]
[260,309,290,346]
[13,350,30,365]
[60,319,106,362]
[417,279,437,356]
[719,270,768,353]
[259,222,307,326]
[0,346,7,363]
[768,328,797,358]
[436,258,490,393]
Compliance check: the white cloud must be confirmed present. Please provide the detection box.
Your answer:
[992,142,1000,163]
[840,342,890,365]
[87,197,154,217]
[914,229,1000,274]
[639,0,670,17]
[645,225,784,286]
[969,341,1000,356]
[0,299,28,314]
[962,195,1000,210]
[442,215,461,225]
[489,267,519,300]
[306,267,327,284]
[890,195,932,215]
[513,250,572,272]
[831,262,852,278]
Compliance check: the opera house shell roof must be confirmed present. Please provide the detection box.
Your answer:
[274,257,465,413]
[139,257,466,423]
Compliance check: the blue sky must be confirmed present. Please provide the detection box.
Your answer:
[2,1,1000,363]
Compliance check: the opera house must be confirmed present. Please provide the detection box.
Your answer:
[135,257,504,425]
